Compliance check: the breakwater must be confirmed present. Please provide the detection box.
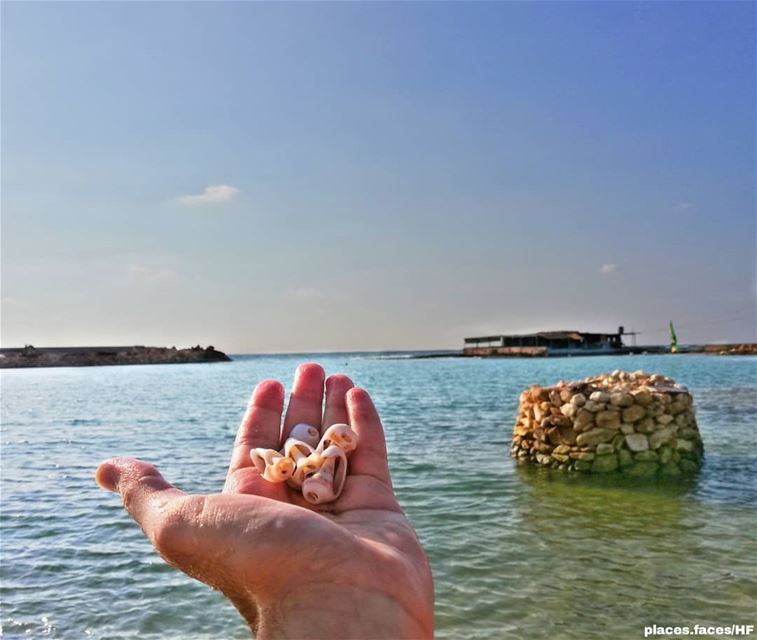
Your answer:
[464,343,757,357]
[511,370,704,476]
[0,345,231,369]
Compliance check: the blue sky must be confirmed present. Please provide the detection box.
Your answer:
[2,1,754,352]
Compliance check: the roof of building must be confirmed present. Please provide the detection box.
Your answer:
[464,330,620,342]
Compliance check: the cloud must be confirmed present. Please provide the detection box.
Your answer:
[128,264,176,281]
[599,263,618,274]
[675,201,692,211]
[177,184,240,206]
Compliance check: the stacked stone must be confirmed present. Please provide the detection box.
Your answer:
[510,370,703,477]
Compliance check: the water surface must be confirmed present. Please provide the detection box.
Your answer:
[2,354,756,638]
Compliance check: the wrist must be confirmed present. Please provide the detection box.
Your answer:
[253,583,433,640]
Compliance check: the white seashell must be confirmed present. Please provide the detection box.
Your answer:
[299,451,323,476]
[301,446,348,504]
[286,451,323,489]
[317,423,358,453]
[287,468,306,489]
[289,423,320,448]
[283,438,314,464]
[263,458,294,483]
[256,423,357,504]
[250,448,294,483]
[250,448,269,475]
[302,476,335,505]
[320,445,348,499]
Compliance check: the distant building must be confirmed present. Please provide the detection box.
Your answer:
[463,328,625,357]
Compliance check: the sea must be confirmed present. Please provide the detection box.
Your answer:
[1,353,756,639]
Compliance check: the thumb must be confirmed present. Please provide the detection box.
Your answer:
[95,457,188,550]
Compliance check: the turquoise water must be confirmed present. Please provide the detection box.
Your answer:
[1,354,756,639]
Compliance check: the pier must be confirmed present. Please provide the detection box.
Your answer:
[464,329,627,357]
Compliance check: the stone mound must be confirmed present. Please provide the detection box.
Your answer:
[511,370,703,477]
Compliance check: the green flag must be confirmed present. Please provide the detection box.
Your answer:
[669,321,678,353]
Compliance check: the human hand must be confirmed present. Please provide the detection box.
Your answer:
[95,363,434,639]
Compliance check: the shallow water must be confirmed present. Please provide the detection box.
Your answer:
[1,354,756,638]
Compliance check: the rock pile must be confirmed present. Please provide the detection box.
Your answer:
[510,371,703,477]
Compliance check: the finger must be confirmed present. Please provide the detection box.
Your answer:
[345,388,392,486]
[95,457,185,545]
[281,363,325,443]
[227,380,285,477]
[322,374,354,429]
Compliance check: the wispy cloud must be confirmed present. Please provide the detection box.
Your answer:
[128,264,176,281]
[675,201,693,211]
[599,263,617,275]
[177,184,240,206]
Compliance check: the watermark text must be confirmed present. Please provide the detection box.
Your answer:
[644,625,754,637]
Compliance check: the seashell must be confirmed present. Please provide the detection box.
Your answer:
[299,451,323,476]
[282,438,314,465]
[287,467,307,489]
[254,424,357,504]
[302,445,347,505]
[289,423,320,448]
[301,475,335,504]
[286,448,323,489]
[320,445,348,498]
[317,423,358,453]
[282,438,317,489]
[250,448,295,483]
[250,448,268,475]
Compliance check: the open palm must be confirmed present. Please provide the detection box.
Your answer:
[96,364,434,639]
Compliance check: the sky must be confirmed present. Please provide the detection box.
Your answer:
[2,1,755,353]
